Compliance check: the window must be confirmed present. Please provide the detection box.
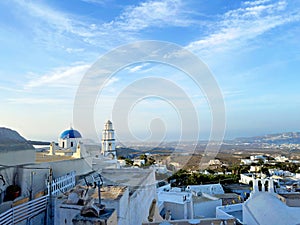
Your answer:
[71,142,73,147]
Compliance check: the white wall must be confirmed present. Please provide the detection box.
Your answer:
[59,137,80,150]
[193,198,222,218]
[186,184,224,195]
[40,158,93,177]
[124,169,157,225]
[216,204,242,220]
[57,203,82,225]
[102,187,129,225]
[240,174,254,185]
[164,201,186,220]
[0,165,49,203]
[128,182,157,225]
[0,149,35,166]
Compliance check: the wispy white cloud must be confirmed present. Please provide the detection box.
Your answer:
[125,63,153,73]
[81,0,195,47]
[12,0,95,51]
[222,90,244,99]
[25,64,90,89]
[112,0,193,31]
[14,0,72,32]
[243,0,272,6]
[0,86,24,92]
[12,0,195,50]
[187,0,300,54]
[65,48,85,54]
[8,97,66,104]
[104,77,119,88]
[128,65,144,73]
[80,0,110,5]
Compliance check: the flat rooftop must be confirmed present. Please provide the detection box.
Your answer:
[101,168,154,194]
[280,193,300,199]
[158,192,192,204]
[62,185,127,205]
[35,152,73,163]
[223,183,251,190]
[213,193,241,199]
[192,195,219,203]
[91,186,127,200]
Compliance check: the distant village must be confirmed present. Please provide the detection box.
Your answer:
[1,122,300,225]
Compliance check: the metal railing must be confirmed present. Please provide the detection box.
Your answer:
[0,171,76,224]
[0,195,47,225]
[50,171,76,196]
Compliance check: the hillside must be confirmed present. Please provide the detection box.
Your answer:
[0,127,34,151]
[234,132,300,144]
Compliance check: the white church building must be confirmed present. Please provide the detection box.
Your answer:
[101,120,116,159]
[48,127,82,158]
[58,128,82,150]
[217,178,300,224]
[243,178,300,225]
[48,120,117,160]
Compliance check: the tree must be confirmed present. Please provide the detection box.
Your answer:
[139,154,156,166]
[118,156,125,160]
[261,167,270,176]
[240,165,250,174]
[125,158,133,166]
[257,159,264,166]
[167,164,175,172]
[146,157,156,166]
[167,169,239,187]
[139,154,148,164]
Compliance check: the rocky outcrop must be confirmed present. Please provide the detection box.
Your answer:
[0,127,34,151]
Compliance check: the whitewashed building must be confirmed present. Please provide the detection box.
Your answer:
[275,155,289,162]
[186,184,225,195]
[48,127,83,158]
[157,184,225,221]
[243,178,300,225]
[158,191,194,220]
[239,173,254,185]
[58,127,82,150]
[101,120,116,159]
[240,159,253,165]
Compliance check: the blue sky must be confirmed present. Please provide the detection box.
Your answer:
[0,0,300,142]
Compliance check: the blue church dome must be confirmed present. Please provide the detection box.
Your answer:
[60,128,82,139]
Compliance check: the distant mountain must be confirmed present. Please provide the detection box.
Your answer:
[28,140,51,145]
[0,127,34,151]
[116,147,141,158]
[234,132,300,145]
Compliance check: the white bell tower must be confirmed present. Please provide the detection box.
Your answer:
[101,120,116,159]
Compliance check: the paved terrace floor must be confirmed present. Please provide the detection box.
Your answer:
[142,218,236,225]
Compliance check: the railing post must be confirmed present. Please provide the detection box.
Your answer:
[12,207,14,224]
[49,168,53,225]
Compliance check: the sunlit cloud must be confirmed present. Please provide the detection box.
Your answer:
[65,48,85,54]
[80,0,110,5]
[112,0,194,31]
[8,97,66,104]
[25,64,90,89]
[12,0,195,50]
[187,0,300,55]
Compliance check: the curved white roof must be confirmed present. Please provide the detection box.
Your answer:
[243,192,300,225]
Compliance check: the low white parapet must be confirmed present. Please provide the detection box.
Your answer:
[216,203,243,223]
